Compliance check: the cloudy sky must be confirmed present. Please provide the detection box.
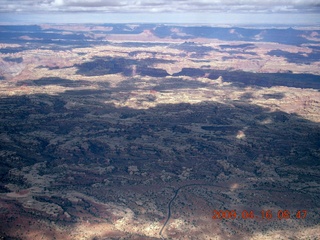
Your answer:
[0,0,319,25]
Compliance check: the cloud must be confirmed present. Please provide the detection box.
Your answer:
[52,0,64,6]
[0,0,319,13]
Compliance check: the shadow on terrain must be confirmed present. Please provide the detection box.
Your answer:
[262,93,285,100]
[75,57,174,77]
[268,49,320,64]
[219,43,256,49]
[170,41,216,55]
[114,77,209,92]
[152,78,208,91]
[240,92,286,101]
[3,56,23,63]
[174,67,320,89]
[0,86,319,239]
[209,69,319,89]
[74,57,320,89]
[16,77,92,88]
[2,82,319,180]
[115,42,169,48]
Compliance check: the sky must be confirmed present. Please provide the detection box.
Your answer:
[0,0,319,25]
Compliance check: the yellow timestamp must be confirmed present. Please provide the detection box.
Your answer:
[212,209,307,220]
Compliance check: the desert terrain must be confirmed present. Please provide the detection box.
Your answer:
[0,24,319,239]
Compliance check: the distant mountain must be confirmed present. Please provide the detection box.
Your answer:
[152,25,320,45]
[0,24,319,46]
